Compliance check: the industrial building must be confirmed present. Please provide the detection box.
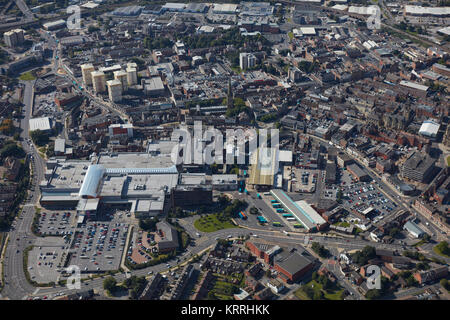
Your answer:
[212,3,239,14]
[403,221,425,239]
[239,2,274,16]
[270,189,327,232]
[273,248,314,283]
[43,19,66,31]
[29,117,52,132]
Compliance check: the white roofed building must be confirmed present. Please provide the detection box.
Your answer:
[419,120,440,138]
[29,117,52,132]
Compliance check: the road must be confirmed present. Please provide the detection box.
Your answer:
[13,0,33,20]
[0,79,46,300]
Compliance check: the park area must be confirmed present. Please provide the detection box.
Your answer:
[194,214,237,233]
[294,276,345,300]
[433,241,450,258]
[18,71,36,81]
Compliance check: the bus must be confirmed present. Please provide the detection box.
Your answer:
[272,203,281,208]
[282,214,293,218]
[243,170,247,176]
[256,193,262,199]
[276,208,285,213]
[272,222,282,227]
[293,224,303,228]
[286,217,296,221]
[238,211,247,220]
[270,200,278,203]
[257,216,267,223]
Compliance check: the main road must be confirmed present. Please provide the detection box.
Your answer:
[1,79,46,300]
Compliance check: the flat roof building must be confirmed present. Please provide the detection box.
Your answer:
[40,152,181,216]
[403,221,425,239]
[143,77,165,97]
[270,189,327,231]
[347,163,370,182]
[91,71,106,93]
[81,64,95,86]
[401,152,435,183]
[29,117,52,132]
[274,248,314,283]
[212,3,238,14]
[107,79,122,102]
[114,70,128,92]
[419,120,440,138]
[43,19,66,31]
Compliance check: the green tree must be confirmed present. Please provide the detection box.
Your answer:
[313,290,324,300]
[103,276,117,293]
[139,217,158,232]
[0,142,25,159]
[365,289,381,300]
[436,241,450,256]
[440,279,449,292]
[29,129,49,146]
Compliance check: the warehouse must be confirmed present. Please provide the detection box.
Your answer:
[270,189,327,232]
[212,3,238,14]
[274,248,314,283]
[29,117,53,132]
[404,5,450,17]
[239,2,274,16]
[43,20,66,31]
[403,221,425,239]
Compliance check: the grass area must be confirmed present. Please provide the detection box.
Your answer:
[413,238,429,247]
[194,214,236,233]
[382,26,429,48]
[288,31,294,40]
[294,280,344,300]
[18,71,36,81]
[446,156,450,167]
[433,246,450,259]
[334,221,350,228]
[210,278,239,300]
[231,66,242,74]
